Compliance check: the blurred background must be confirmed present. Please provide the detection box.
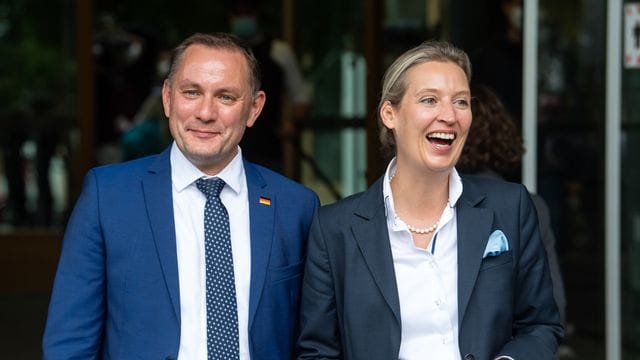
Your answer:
[1,0,639,359]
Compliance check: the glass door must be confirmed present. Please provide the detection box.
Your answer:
[621,1,640,358]
[535,1,607,358]
[448,0,610,358]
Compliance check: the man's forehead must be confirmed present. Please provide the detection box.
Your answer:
[170,45,250,89]
[176,45,248,73]
[184,44,245,61]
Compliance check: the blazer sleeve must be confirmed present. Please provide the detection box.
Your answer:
[297,211,342,359]
[495,186,564,359]
[43,169,106,359]
[530,194,566,324]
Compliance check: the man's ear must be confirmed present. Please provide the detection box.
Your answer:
[246,90,266,128]
[380,100,396,130]
[161,79,171,118]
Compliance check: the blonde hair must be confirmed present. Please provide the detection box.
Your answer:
[378,41,472,157]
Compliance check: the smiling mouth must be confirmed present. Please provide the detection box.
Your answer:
[427,132,455,146]
[190,129,220,136]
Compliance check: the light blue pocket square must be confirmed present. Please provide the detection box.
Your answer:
[483,230,509,258]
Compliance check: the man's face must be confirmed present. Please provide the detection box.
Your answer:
[162,44,265,175]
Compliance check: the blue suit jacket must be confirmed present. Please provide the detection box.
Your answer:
[298,175,563,360]
[43,147,319,359]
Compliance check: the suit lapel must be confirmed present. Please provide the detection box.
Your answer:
[350,176,497,338]
[244,161,275,329]
[352,179,401,325]
[142,147,181,320]
[456,178,493,323]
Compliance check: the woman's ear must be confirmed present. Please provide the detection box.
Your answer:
[380,100,396,130]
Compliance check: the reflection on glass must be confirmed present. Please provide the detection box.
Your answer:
[622,1,640,356]
[536,1,606,358]
[298,0,367,203]
[0,1,76,231]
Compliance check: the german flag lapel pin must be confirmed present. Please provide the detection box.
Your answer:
[259,196,271,206]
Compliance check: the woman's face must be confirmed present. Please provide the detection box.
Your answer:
[381,60,472,176]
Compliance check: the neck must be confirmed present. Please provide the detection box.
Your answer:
[390,168,449,220]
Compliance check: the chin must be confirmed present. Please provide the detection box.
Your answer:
[425,161,455,173]
[185,140,219,153]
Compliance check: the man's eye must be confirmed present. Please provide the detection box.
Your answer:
[219,94,236,103]
[182,89,200,97]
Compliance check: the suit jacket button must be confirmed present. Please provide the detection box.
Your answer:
[464,354,475,360]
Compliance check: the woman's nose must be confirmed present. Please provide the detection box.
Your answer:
[438,102,456,123]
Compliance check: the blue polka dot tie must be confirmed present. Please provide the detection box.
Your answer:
[196,177,239,360]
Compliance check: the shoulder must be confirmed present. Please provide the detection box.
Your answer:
[460,174,533,212]
[319,191,366,216]
[90,153,162,182]
[246,161,317,200]
[529,193,549,213]
[461,174,527,197]
[74,154,166,208]
[317,179,382,221]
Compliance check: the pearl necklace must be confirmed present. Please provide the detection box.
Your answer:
[395,214,439,234]
[390,172,440,235]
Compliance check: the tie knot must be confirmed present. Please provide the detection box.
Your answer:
[196,177,226,199]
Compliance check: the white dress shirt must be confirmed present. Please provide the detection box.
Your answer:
[171,143,252,360]
[383,158,463,360]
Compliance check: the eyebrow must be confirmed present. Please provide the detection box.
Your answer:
[175,79,202,89]
[453,90,471,97]
[414,88,471,97]
[175,80,244,95]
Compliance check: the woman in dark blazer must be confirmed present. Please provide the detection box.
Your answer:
[297,41,563,360]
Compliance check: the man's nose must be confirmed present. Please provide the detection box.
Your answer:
[196,97,217,121]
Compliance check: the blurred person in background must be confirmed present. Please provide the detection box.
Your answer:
[93,14,160,164]
[473,0,523,132]
[457,84,568,347]
[227,0,310,173]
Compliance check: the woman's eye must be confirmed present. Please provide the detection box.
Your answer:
[454,98,470,107]
[421,97,437,105]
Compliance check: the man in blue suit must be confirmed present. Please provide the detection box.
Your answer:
[43,32,319,359]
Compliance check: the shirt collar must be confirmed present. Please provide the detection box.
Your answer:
[382,157,463,223]
[170,142,245,195]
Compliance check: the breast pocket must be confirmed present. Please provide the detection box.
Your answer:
[268,260,305,284]
[479,250,513,272]
[475,251,515,300]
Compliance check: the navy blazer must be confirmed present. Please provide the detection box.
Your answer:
[43,146,319,359]
[298,175,563,360]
